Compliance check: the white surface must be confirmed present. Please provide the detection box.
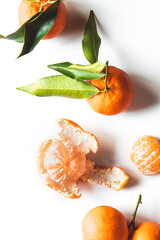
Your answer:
[0,0,160,239]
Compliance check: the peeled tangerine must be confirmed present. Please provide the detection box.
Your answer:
[130,136,160,176]
[38,119,129,198]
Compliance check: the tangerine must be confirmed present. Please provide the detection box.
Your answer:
[38,139,86,182]
[38,138,86,198]
[37,119,128,198]
[82,206,128,240]
[130,135,160,176]
[18,0,67,40]
[87,66,134,115]
[130,222,160,240]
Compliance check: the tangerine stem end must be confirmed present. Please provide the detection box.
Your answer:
[128,194,142,233]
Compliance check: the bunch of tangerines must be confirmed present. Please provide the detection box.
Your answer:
[1,0,160,239]
[1,0,134,116]
[82,195,160,240]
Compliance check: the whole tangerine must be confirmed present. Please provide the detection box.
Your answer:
[130,135,160,176]
[18,0,67,40]
[130,222,160,240]
[87,66,134,115]
[82,206,128,240]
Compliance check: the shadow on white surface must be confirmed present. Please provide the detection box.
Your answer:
[125,212,152,225]
[60,1,87,38]
[123,168,141,189]
[87,130,116,167]
[78,180,95,194]
[95,14,107,36]
[127,74,160,111]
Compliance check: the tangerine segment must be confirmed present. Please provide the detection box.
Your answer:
[87,66,134,115]
[18,0,67,40]
[130,222,160,240]
[46,175,81,199]
[38,139,86,185]
[57,119,99,154]
[82,206,128,240]
[130,136,160,176]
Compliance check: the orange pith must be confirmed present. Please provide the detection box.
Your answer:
[38,139,86,185]
[82,206,128,240]
[87,66,134,115]
[130,222,160,240]
[18,0,67,40]
[38,119,129,197]
[130,136,160,176]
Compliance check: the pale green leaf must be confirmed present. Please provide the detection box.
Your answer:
[17,75,99,99]
[48,61,104,80]
[69,61,104,73]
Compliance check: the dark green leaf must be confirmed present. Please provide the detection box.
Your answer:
[1,13,41,43]
[18,0,60,58]
[82,10,101,64]
[17,75,99,99]
[48,61,105,80]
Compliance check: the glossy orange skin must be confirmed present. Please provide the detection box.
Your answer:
[87,66,134,115]
[130,222,160,240]
[82,206,128,240]
[130,136,160,176]
[18,0,67,40]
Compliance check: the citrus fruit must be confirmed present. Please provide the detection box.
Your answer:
[38,119,129,198]
[130,136,160,176]
[87,66,134,115]
[38,119,99,198]
[130,222,160,240]
[18,0,67,40]
[38,139,86,198]
[82,206,128,240]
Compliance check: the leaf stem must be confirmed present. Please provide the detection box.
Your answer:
[128,194,142,232]
[104,61,109,91]
[39,1,55,11]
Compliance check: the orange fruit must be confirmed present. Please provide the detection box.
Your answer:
[38,119,129,198]
[38,138,86,198]
[87,66,134,115]
[38,119,99,198]
[18,0,67,40]
[130,222,160,240]
[82,206,128,240]
[130,136,160,176]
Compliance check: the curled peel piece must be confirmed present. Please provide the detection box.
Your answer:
[57,119,99,154]
[80,159,129,191]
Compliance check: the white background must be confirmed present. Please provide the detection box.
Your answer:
[0,0,160,239]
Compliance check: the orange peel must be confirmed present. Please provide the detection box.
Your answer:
[38,119,129,198]
[80,159,129,191]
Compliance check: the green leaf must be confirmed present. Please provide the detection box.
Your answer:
[18,0,60,58]
[69,61,104,73]
[48,61,105,80]
[27,0,41,2]
[1,13,41,43]
[82,10,101,64]
[17,75,99,99]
